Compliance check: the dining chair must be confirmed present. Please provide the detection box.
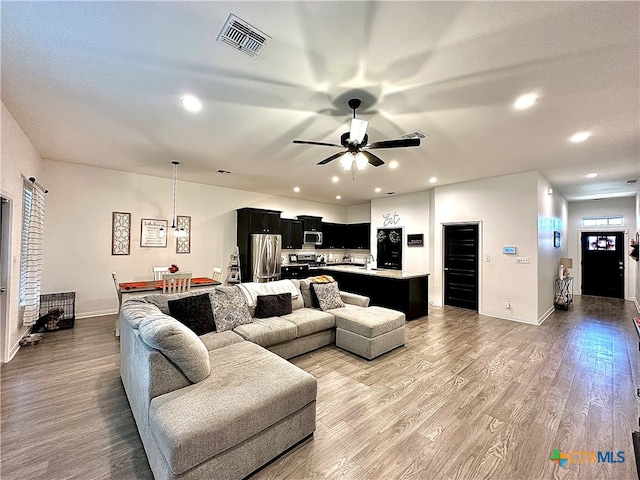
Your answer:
[112,271,122,337]
[161,272,192,294]
[153,266,171,281]
[212,267,223,282]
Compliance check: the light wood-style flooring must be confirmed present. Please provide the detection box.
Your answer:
[2,296,639,480]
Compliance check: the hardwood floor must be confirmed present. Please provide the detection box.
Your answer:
[2,296,639,480]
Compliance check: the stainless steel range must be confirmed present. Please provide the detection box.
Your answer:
[291,252,326,267]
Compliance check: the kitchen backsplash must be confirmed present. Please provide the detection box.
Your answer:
[282,247,371,265]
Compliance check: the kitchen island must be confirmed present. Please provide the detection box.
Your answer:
[312,265,429,320]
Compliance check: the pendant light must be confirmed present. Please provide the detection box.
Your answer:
[171,161,187,238]
[159,161,187,238]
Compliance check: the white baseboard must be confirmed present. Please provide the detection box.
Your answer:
[76,309,118,319]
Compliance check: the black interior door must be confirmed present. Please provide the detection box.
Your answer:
[444,224,478,310]
[581,231,624,298]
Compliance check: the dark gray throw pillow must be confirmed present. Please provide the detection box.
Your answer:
[255,293,292,318]
[167,293,216,335]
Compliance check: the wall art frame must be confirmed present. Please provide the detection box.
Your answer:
[111,212,131,255]
[141,218,168,248]
[176,215,191,254]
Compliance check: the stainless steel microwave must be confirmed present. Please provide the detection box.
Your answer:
[303,231,323,245]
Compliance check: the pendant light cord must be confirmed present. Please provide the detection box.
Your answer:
[171,161,179,229]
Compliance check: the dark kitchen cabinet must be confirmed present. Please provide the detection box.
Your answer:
[297,215,323,232]
[321,222,370,249]
[237,208,282,281]
[237,208,281,234]
[281,219,303,249]
[347,223,370,249]
[281,264,309,280]
[321,222,347,249]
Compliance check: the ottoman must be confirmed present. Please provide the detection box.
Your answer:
[332,306,405,360]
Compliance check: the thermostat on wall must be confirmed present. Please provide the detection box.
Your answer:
[503,246,517,255]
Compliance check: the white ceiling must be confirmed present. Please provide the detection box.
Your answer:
[2,1,639,206]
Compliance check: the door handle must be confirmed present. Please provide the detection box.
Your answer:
[444,268,450,271]
[0,287,5,293]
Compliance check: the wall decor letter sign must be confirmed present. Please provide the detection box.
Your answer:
[383,212,401,226]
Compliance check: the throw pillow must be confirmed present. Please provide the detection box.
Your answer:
[312,282,345,311]
[213,286,253,332]
[309,275,335,283]
[138,313,210,383]
[255,293,292,318]
[167,293,216,336]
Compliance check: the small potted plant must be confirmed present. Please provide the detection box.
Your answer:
[169,264,179,273]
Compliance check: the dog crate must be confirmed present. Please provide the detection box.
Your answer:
[38,292,76,330]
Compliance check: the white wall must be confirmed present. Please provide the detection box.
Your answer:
[567,197,637,302]
[432,172,541,323]
[40,160,354,318]
[346,203,371,224]
[1,102,44,361]
[537,174,569,321]
[636,193,640,310]
[371,191,430,273]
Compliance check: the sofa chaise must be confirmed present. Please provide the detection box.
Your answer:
[120,278,405,479]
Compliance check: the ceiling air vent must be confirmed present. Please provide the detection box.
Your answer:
[217,14,271,58]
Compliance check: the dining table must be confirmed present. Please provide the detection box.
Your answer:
[119,276,221,293]
[115,276,221,336]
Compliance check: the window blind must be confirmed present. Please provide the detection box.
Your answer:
[19,178,46,326]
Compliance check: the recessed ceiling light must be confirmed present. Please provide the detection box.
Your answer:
[586,173,598,178]
[389,161,398,169]
[180,94,202,112]
[331,176,339,183]
[429,177,437,184]
[374,187,382,193]
[336,195,341,200]
[570,131,591,143]
[514,93,538,110]
[293,186,300,193]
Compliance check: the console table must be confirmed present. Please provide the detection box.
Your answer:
[554,277,573,310]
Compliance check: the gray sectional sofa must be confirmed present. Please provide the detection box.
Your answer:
[119,278,404,480]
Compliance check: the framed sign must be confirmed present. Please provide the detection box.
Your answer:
[407,234,424,247]
[176,215,191,254]
[554,231,561,248]
[111,212,131,255]
[141,218,168,248]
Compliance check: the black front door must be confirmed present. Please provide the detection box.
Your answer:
[444,224,479,310]
[581,231,624,298]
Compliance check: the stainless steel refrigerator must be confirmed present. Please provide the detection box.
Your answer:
[250,234,282,282]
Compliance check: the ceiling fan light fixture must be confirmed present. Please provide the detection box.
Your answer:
[339,153,353,171]
[354,152,368,171]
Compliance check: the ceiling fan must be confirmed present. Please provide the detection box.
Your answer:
[293,98,422,178]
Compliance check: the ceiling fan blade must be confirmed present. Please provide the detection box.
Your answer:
[366,138,421,149]
[361,151,385,167]
[293,140,343,148]
[317,151,346,165]
[349,118,368,144]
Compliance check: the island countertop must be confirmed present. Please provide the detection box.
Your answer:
[312,264,429,280]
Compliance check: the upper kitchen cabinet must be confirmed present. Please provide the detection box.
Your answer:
[321,222,347,249]
[297,215,323,232]
[237,208,282,234]
[320,222,370,249]
[348,223,371,249]
[280,218,303,249]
